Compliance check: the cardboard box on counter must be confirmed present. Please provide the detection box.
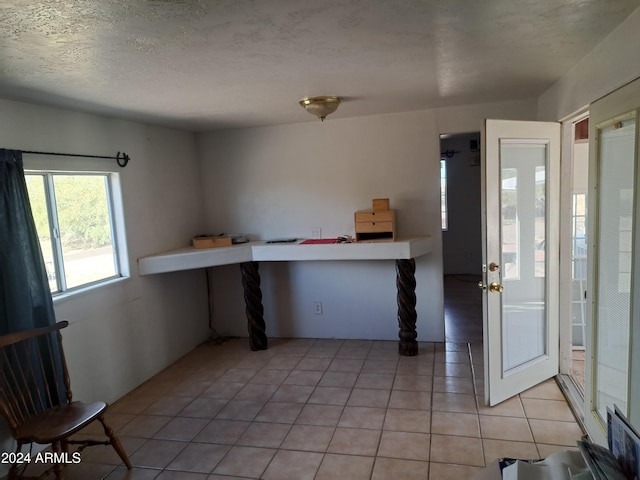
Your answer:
[192,235,233,249]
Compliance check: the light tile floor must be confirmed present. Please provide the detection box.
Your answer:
[21,337,584,480]
[17,277,585,479]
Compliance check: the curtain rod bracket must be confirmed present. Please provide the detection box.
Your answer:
[116,152,129,168]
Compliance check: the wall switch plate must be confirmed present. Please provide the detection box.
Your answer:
[311,228,321,239]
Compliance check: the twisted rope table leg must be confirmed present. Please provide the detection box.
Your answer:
[396,258,418,356]
[240,261,268,351]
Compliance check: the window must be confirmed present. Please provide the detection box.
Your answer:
[440,159,448,230]
[25,172,122,294]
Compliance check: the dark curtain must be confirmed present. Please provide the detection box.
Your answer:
[0,149,56,334]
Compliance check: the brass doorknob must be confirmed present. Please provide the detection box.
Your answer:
[478,281,487,291]
[489,282,504,293]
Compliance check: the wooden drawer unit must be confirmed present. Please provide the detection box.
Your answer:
[354,209,395,241]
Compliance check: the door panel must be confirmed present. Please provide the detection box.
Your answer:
[482,119,561,406]
[593,114,635,420]
[586,77,640,444]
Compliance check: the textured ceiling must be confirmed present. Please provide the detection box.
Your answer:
[0,0,638,131]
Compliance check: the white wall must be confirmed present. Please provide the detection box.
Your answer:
[538,6,640,122]
[197,99,537,343]
[0,99,210,405]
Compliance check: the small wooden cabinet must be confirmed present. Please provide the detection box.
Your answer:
[354,209,395,241]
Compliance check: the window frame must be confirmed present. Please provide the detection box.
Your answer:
[24,167,129,297]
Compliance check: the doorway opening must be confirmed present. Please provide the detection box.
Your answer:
[569,116,589,393]
[441,122,584,408]
[440,132,483,345]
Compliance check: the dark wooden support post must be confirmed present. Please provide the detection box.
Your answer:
[396,258,418,356]
[240,261,268,351]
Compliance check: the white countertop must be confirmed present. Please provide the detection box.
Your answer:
[137,236,432,275]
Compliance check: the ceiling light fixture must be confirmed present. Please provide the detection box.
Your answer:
[298,96,342,121]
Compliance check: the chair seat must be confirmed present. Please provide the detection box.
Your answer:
[16,401,107,444]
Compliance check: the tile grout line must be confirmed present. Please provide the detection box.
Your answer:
[467,341,488,467]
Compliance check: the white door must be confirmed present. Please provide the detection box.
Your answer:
[585,78,640,445]
[482,119,561,406]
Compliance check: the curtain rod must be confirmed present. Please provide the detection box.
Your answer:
[21,150,130,168]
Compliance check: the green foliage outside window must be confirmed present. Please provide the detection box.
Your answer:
[26,175,112,250]
[25,172,119,293]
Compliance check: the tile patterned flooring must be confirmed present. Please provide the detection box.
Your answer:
[20,277,584,479]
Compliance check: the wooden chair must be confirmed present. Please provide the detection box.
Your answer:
[0,321,131,479]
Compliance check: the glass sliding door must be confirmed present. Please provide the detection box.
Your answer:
[592,114,635,421]
[586,77,640,443]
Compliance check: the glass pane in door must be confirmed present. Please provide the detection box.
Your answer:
[501,142,548,373]
[594,115,636,420]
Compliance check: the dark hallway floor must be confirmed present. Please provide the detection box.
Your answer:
[443,274,483,344]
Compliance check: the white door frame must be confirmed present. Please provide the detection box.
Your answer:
[554,109,590,428]
[559,108,589,377]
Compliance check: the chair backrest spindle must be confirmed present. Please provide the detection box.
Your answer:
[56,328,73,403]
[38,332,58,409]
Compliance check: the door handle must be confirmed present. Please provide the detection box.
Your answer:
[478,281,504,292]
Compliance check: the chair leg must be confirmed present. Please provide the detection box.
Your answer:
[8,441,23,480]
[52,441,64,480]
[98,415,132,469]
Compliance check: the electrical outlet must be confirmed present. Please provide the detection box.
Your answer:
[311,228,321,239]
[313,302,323,315]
